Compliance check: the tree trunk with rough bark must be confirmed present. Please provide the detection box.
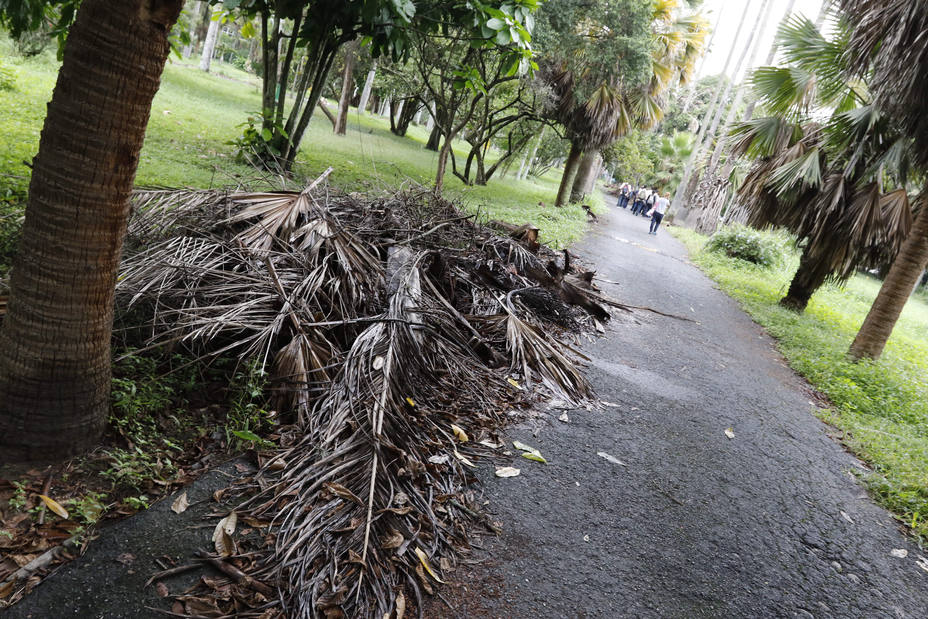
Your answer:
[779,242,832,312]
[426,124,441,151]
[556,142,583,207]
[199,4,221,72]
[334,40,359,135]
[357,61,376,115]
[571,151,600,203]
[0,0,183,463]
[435,137,452,193]
[849,207,928,360]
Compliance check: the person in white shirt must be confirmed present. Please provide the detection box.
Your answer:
[648,192,671,235]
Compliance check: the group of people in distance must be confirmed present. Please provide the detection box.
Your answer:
[617,183,670,235]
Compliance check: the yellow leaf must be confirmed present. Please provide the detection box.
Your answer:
[450,424,469,442]
[414,547,445,583]
[38,494,69,520]
[507,378,521,389]
[405,397,416,407]
[521,452,547,464]
[453,450,476,468]
[512,440,540,456]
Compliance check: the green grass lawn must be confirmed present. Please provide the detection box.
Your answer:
[672,226,928,541]
[0,41,599,258]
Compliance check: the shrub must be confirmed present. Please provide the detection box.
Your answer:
[0,58,18,91]
[705,225,785,268]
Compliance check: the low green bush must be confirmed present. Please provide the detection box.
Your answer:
[705,225,786,268]
[0,58,17,91]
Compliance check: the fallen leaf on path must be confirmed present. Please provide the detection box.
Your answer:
[414,547,445,583]
[724,428,735,440]
[583,534,590,542]
[890,548,908,559]
[450,424,469,442]
[37,495,69,520]
[507,378,522,390]
[840,510,854,524]
[916,557,928,573]
[453,450,476,468]
[171,491,189,515]
[521,452,547,464]
[601,401,620,408]
[212,512,237,557]
[558,412,570,423]
[116,553,136,565]
[395,591,406,619]
[156,582,169,597]
[597,451,627,467]
[479,439,503,449]
[495,467,521,478]
[512,440,539,455]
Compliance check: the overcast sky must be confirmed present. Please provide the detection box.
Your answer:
[697,0,827,80]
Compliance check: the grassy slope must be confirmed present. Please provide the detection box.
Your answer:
[0,43,599,250]
[672,227,928,540]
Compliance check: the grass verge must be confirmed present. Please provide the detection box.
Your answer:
[672,226,928,542]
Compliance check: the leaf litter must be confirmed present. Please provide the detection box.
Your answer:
[111,180,641,618]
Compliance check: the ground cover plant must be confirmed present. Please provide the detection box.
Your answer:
[674,227,928,542]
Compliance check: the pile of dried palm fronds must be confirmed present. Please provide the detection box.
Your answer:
[117,176,626,618]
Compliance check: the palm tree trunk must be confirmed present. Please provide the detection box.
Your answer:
[672,1,754,223]
[334,39,359,135]
[556,142,583,207]
[681,8,725,114]
[704,0,772,176]
[199,3,221,72]
[849,206,928,360]
[571,151,600,203]
[743,0,798,122]
[0,0,182,462]
[779,242,831,312]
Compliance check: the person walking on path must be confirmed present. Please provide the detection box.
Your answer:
[648,191,670,235]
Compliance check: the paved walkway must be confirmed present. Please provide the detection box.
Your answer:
[435,203,927,618]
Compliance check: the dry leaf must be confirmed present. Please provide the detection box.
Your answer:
[724,428,735,440]
[558,412,570,423]
[916,556,928,573]
[453,450,476,468]
[171,491,189,515]
[597,451,627,467]
[427,454,449,465]
[506,377,521,389]
[450,424,469,442]
[479,439,503,449]
[382,530,404,549]
[494,467,521,478]
[395,591,406,619]
[414,547,445,583]
[156,582,170,597]
[212,512,237,556]
[890,548,908,559]
[840,510,854,524]
[373,355,385,371]
[38,495,69,520]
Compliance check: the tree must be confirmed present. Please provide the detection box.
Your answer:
[334,38,359,135]
[731,15,915,313]
[199,2,222,72]
[0,0,184,462]
[841,0,928,360]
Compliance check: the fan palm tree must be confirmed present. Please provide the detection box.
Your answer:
[731,14,915,312]
[840,0,928,361]
[546,0,709,206]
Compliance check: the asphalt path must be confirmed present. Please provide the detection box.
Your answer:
[433,202,928,618]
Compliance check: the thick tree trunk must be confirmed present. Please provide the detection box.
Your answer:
[779,242,831,312]
[334,39,359,135]
[849,206,928,360]
[426,124,441,151]
[392,97,418,137]
[199,4,221,72]
[571,151,600,203]
[0,0,182,462]
[357,61,376,115]
[556,142,583,206]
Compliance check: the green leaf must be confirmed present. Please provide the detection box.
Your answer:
[486,17,505,30]
[231,429,262,442]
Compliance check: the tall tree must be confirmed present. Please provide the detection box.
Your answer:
[841,0,928,360]
[671,0,753,221]
[334,38,359,135]
[199,2,222,72]
[0,0,184,462]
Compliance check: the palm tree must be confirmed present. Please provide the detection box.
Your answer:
[550,0,709,206]
[731,15,915,313]
[840,0,928,361]
[0,0,184,462]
